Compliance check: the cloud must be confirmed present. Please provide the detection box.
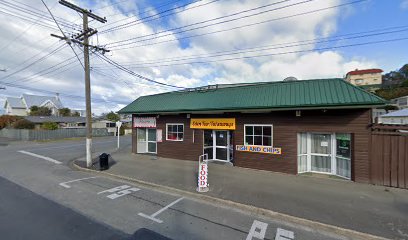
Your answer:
[0,0,382,115]
[401,0,408,9]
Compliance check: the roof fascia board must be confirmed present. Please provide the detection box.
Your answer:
[128,104,384,115]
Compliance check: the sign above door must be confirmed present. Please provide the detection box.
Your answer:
[134,117,156,128]
[190,118,236,130]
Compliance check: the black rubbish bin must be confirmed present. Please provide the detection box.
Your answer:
[99,153,109,170]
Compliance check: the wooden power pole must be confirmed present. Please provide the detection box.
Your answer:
[54,0,108,168]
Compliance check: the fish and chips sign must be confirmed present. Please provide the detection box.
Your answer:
[190,118,235,130]
[236,145,282,155]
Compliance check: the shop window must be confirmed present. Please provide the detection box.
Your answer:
[166,123,184,141]
[244,124,273,146]
[297,133,351,179]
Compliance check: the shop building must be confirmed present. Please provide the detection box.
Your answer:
[118,78,386,183]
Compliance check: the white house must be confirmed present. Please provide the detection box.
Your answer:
[4,94,63,116]
[391,95,408,109]
[379,109,408,125]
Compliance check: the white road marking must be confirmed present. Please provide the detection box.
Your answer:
[59,177,99,188]
[138,197,184,224]
[18,150,62,164]
[246,220,268,240]
[107,188,140,199]
[275,228,295,240]
[97,185,130,194]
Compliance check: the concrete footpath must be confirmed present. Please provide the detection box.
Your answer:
[74,146,408,240]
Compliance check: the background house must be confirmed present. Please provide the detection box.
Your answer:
[92,119,117,135]
[24,116,86,129]
[4,94,63,116]
[390,95,408,109]
[378,109,408,125]
[345,69,383,92]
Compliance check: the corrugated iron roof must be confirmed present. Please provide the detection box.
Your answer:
[22,94,63,109]
[381,109,408,117]
[118,78,386,114]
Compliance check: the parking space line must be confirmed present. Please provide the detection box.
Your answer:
[138,197,184,224]
[59,177,99,188]
[18,150,62,164]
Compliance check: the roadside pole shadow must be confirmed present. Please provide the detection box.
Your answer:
[126,228,173,240]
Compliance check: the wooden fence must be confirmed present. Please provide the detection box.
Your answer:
[0,128,110,141]
[370,124,408,189]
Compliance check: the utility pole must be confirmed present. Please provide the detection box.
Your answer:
[54,0,108,168]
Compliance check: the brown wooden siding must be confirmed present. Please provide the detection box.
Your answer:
[132,108,372,183]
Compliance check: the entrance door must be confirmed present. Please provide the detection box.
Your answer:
[136,128,156,154]
[310,133,332,173]
[147,128,157,153]
[203,130,231,161]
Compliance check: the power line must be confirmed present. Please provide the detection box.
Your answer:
[14,56,78,85]
[0,0,78,30]
[0,81,128,105]
[103,36,408,70]
[95,53,184,89]
[92,0,133,11]
[0,1,60,52]
[91,54,176,91]
[94,26,408,69]
[0,8,59,31]
[98,0,184,21]
[0,43,67,83]
[99,0,219,34]
[110,0,369,51]
[106,0,298,46]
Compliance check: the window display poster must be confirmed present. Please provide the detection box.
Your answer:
[336,134,351,158]
[156,129,163,142]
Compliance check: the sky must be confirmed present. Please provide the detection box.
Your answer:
[0,0,407,115]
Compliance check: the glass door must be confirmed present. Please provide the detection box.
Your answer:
[336,134,351,179]
[310,133,332,173]
[203,130,230,161]
[297,133,351,179]
[137,128,147,153]
[215,130,228,161]
[147,128,157,153]
[203,130,214,160]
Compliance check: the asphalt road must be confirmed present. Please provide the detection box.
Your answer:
[0,136,365,240]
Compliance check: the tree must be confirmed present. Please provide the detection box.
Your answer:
[59,108,71,117]
[30,106,39,113]
[0,115,21,129]
[30,106,51,116]
[42,122,58,130]
[13,119,35,129]
[106,111,120,122]
[71,111,80,117]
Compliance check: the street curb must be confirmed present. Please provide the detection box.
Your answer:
[72,161,388,240]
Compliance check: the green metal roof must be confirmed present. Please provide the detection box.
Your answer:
[118,78,387,114]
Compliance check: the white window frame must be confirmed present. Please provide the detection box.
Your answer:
[297,132,351,179]
[166,123,184,141]
[244,124,273,147]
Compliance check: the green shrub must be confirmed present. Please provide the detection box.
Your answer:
[42,122,58,130]
[13,119,35,129]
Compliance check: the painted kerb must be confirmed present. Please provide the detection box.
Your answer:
[0,128,110,141]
